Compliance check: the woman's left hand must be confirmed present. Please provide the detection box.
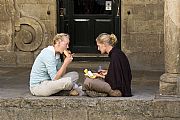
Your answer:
[93,73,105,79]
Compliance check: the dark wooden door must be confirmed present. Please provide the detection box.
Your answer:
[57,0,120,53]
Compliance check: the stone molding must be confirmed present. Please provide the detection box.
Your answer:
[14,16,44,51]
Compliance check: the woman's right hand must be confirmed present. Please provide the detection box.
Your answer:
[63,50,74,65]
[98,69,107,76]
[63,50,71,57]
[63,55,73,65]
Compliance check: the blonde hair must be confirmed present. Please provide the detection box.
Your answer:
[96,33,117,46]
[52,33,70,45]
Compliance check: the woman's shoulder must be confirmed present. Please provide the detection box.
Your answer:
[38,47,54,58]
[41,46,54,53]
[111,47,124,55]
[111,47,128,58]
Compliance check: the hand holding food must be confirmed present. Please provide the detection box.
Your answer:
[84,69,96,79]
[97,69,107,76]
[63,50,71,57]
[63,50,74,60]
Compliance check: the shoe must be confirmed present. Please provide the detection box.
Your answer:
[75,87,86,96]
[86,90,108,97]
[109,90,122,97]
[69,87,86,96]
[69,89,79,96]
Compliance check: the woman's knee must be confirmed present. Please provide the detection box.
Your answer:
[84,78,92,85]
[68,71,79,82]
[73,71,79,79]
[63,79,73,90]
[84,78,93,90]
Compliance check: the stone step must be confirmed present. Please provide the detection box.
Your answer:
[0,96,180,120]
[73,53,110,61]
[0,67,179,120]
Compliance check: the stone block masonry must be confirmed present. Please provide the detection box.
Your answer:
[0,0,166,71]
[122,0,164,71]
[0,97,180,120]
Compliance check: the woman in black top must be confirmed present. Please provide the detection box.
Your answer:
[84,33,132,97]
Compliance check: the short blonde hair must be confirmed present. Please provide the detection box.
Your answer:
[96,33,117,46]
[52,33,70,45]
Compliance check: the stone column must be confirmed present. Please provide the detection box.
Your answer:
[160,0,180,96]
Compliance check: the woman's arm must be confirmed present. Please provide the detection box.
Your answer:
[53,50,73,80]
[93,72,105,79]
[91,69,108,79]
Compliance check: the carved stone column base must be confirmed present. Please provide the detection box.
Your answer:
[160,73,180,96]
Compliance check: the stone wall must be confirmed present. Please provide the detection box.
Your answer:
[121,0,164,71]
[0,97,180,120]
[0,0,165,71]
[0,0,56,67]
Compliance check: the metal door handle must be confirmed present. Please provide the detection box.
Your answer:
[74,19,89,21]
[95,19,111,22]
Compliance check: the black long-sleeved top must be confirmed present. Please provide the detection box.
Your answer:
[105,47,132,97]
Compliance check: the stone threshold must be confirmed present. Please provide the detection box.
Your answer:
[73,53,109,61]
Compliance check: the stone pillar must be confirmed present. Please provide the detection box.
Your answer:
[160,0,180,96]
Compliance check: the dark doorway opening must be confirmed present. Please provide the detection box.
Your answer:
[57,0,121,54]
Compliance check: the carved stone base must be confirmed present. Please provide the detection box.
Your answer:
[160,73,180,96]
[16,52,34,67]
[0,52,16,67]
